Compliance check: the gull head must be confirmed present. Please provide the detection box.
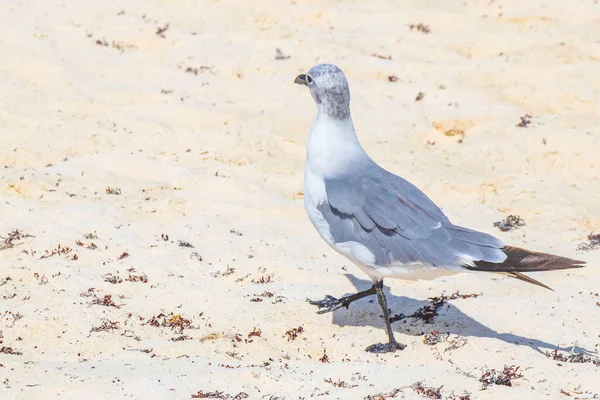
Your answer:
[294,64,350,120]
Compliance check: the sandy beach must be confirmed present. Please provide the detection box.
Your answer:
[1,1,599,399]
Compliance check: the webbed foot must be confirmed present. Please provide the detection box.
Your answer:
[307,295,346,314]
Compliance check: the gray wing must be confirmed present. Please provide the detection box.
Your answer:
[319,168,506,267]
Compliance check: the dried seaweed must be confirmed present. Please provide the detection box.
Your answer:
[577,233,600,252]
[479,365,523,389]
[493,215,525,232]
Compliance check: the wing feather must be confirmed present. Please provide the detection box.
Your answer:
[320,167,506,268]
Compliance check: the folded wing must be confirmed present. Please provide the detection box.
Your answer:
[320,167,507,268]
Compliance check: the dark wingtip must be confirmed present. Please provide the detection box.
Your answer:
[471,246,587,273]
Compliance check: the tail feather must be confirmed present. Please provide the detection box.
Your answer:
[465,245,586,290]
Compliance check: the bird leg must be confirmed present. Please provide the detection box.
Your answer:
[307,284,377,314]
[365,280,406,353]
[308,280,405,353]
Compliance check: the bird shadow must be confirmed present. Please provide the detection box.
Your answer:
[316,274,594,356]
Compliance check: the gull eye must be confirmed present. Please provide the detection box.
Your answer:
[306,75,313,84]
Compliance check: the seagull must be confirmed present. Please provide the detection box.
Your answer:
[294,64,586,353]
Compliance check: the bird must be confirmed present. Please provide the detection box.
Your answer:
[294,63,586,353]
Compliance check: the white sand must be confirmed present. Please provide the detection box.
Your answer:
[1,1,599,399]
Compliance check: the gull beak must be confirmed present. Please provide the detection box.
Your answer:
[294,74,308,86]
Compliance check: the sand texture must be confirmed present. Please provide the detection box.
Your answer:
[1,1,599,399]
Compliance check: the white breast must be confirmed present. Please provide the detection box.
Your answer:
[303,113,359,239]
[303,161,331,242]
